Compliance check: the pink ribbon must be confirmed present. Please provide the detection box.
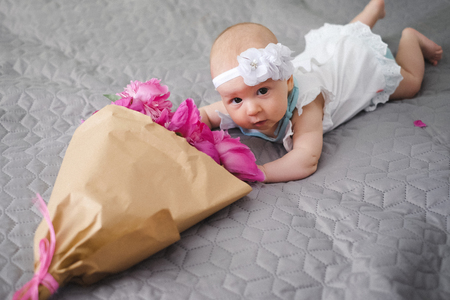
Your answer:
[13,194,59,300]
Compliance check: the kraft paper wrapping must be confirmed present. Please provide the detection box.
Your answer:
[33,105,252,299]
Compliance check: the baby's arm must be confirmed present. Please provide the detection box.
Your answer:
[259,94,325,183]
[199,101,227,129]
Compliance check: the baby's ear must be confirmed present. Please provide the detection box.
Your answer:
[287,75,294,92]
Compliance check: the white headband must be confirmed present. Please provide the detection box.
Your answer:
[212,43,294,89]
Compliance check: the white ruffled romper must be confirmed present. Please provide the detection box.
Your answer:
[220,22,403,151]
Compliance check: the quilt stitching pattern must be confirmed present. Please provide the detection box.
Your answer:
[2,0,450,299]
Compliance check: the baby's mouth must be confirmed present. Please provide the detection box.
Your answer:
[254,120,267,127]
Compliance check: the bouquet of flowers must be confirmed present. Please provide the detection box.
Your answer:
[103,79,264,182]
[14,79,262,300]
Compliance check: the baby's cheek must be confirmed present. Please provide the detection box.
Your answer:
[228,112,247,127]
[274,104,288,120]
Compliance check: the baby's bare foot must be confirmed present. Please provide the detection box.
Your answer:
[409,28,443,65]
[422,39,443,66]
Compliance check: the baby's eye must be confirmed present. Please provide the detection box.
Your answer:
[231,97,243,104]
[257,88,268,95]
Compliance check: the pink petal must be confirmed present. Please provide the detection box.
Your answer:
[153,108,171,127]
[168,99,200,138]
[168,103,189,134]
[414,120,427,128]
[113,97,133,107]
[117,80,142,98]
[213,131,264,182]
[112,97,147,115]
[118,79,169,99]
[192,122,215,144]
[135,82,168,102]
[193,140,220,164]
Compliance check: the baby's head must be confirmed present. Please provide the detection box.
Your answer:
[210,23,295,135]
[210,23,278,79]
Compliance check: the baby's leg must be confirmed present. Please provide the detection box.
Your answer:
[350,0,385,29]
[390,28,443,100]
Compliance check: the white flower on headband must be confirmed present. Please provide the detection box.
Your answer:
[237,48,270,86]
[212,43,295,88]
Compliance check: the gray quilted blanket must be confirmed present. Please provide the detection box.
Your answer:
[2,0,450,299]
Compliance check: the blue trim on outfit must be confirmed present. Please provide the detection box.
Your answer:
[385,48,394,60]
[237,79,299,143]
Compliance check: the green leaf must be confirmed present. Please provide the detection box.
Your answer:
[103,94,121,102]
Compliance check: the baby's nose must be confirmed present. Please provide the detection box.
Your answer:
[247,102,261,116]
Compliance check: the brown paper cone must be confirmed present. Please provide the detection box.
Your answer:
[33,105,252,299]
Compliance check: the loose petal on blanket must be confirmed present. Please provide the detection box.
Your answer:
[414,120,427,128]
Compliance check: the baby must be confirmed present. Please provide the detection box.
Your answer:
[199,0,443,183]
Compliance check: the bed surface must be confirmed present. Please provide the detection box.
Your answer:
[2,0,450,299]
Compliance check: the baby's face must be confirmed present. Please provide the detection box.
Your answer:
[217,77,290,137]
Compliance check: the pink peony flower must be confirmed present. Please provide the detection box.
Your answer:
[213,131,265,182]
[168,99,200,138]
[192,139,221,165]
[169,99,220,164]
[191,123,220,164]
[112,97,147,115]
[117,79,173,121]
